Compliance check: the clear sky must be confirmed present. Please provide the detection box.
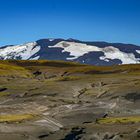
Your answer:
[0,0,140,46]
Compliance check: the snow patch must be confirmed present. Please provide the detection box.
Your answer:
[100,46,140,64]
[49,41,101,60]
[48,41,140,64]
[49,39,54,42]
[0,42,40,60]
[136,50,140,54]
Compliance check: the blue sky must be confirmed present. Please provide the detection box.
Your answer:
[0,0,140,46]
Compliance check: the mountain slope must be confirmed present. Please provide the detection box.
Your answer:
[0,38,140,65]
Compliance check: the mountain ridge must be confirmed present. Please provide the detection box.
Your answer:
[0,38,140,66]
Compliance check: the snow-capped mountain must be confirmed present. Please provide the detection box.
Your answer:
[0,38,140,65]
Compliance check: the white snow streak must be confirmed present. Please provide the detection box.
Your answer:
[49,41,140,64]
[136,50,140,54]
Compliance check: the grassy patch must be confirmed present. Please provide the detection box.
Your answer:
[1,60,140,79]
[0,91,11,97]
[3,60,85,67]
[97,116,140,124]
[0,114,35,123]
[0,63,32,78]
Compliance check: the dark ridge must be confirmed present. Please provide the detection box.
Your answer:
[38,133,49,139]
[0,88,7,92]
[124,93,140,102]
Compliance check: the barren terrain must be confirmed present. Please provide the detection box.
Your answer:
[0,60,140,140]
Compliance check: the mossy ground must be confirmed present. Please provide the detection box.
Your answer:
[97,116,140,124]
[0,114,34,123]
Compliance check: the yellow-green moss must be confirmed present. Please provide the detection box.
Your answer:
[97,116,140,124]
[0,114,35,123]
[0,91,11,97]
